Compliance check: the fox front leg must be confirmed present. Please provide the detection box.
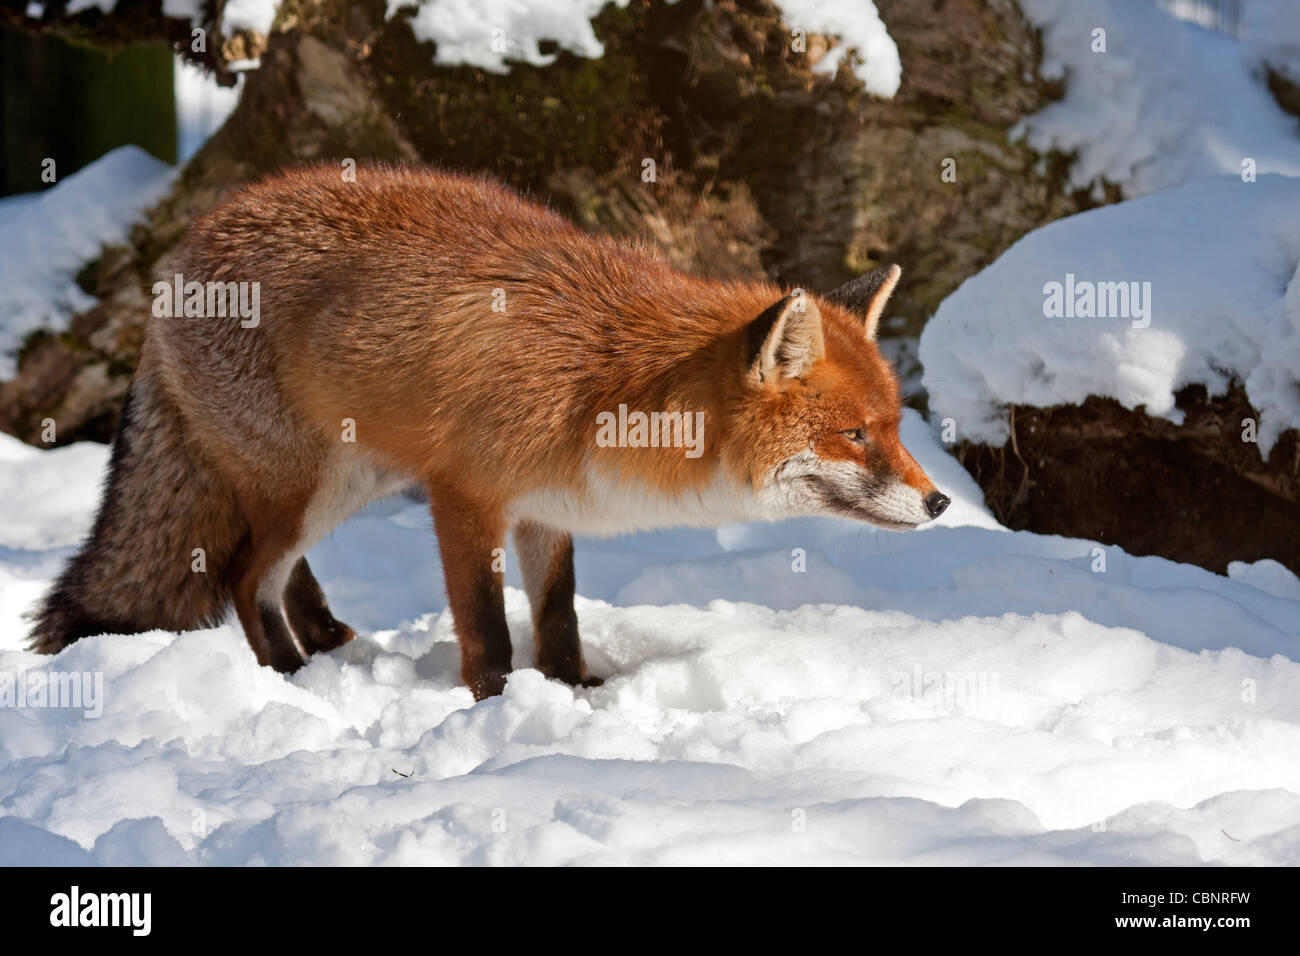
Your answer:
[429,483,513,700]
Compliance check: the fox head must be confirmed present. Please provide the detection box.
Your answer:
[729,265,949,530]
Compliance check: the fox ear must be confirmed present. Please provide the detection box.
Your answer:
[748,293,825,384]
[824,263,901,340]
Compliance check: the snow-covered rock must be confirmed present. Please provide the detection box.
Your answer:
[920,174,1300,455]
[0,147,174,378]
[1016,0,1300,196]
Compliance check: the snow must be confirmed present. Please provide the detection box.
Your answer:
[1244,0,1300,85]
[1156,0,1243,36]
[160,0,201,23]
[0,146,175,379]
[772,0,900,97]
[1015,0,1300,196]
[390,0,617,72]
[388,0,901,97]
[919,174,1300,454]
[1228,559,1300,603]
[221,0,278,36]
[175,57,242,163]
[1,410,1298,865]
[161,0,277,37]
[65,0,115,13]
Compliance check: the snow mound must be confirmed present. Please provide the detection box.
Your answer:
[0,146,174,379]
[1228,559,1300,603]
[773,0,900,97]
[1244,0,1300,86]
[1,414,1298,865]
[920,174,1300,453]
[1016,0,1300,196]
[389,0,616,71]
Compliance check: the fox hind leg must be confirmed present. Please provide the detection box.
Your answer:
[283,557,355,654]
[513,521,600,688]
[229,450,406,672]
[228,524,307,674]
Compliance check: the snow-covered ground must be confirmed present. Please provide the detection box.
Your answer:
[2,412,1298,866]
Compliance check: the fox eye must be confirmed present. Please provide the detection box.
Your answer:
[840,428,866,445]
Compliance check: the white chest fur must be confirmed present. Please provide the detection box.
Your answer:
[507,464,779,536]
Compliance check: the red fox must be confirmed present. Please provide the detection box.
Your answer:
[29,165,948,699]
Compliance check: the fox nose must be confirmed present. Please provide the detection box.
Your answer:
[924,491,950,518]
